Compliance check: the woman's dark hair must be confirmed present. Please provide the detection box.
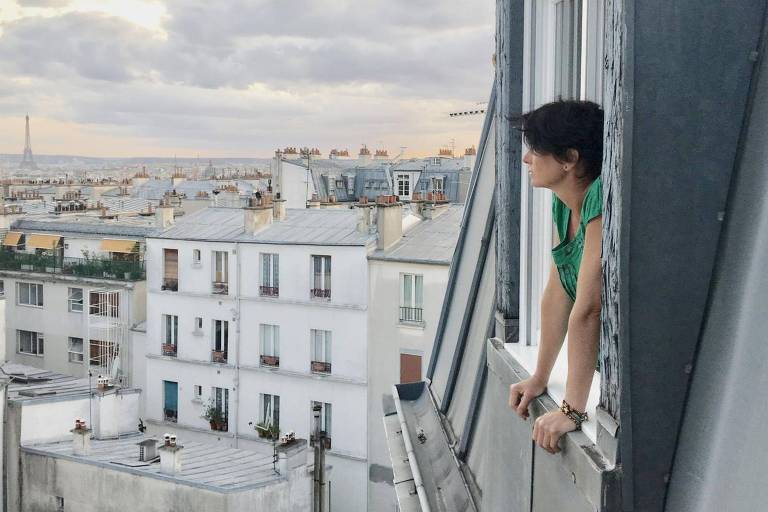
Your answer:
[521,100,604,180]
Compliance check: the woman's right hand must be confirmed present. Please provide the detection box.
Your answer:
[508,375,547,420]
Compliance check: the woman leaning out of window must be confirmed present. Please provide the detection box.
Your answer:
[508,100,604,454]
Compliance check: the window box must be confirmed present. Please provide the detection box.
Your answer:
[260,355,279,367]
[211,350,228,364]
[259,285,279,297]
[162,343,177,357]
[210,420,228,432]
[311,361,331,374]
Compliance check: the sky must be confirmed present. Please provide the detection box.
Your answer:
[0,0,494,159]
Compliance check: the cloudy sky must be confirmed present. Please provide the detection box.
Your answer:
[0,0,494,159]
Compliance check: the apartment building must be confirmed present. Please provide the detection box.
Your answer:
[0,209,152,386]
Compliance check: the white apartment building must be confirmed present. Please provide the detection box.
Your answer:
[366,202,462,511]
[0,210,152,387]
[144,198,386,512]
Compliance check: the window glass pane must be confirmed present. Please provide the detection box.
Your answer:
[415,275,424,308]
[402,275,413,307]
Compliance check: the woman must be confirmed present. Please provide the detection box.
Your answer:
[508,99,604,454]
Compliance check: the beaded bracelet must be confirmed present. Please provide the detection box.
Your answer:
[560,400,588,430]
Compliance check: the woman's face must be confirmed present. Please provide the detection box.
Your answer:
[523,148,565,189]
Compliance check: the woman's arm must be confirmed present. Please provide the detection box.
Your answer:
[509,261,573,418]
[532,217,602,454]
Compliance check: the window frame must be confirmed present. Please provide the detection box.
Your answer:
[396,173,411,197]
[310,401,332,438]
[260,324,280,358]
[163,314,179,346]
[310,329,332,364]
[310,255,331,299]
[17,282,43,308]
[213,319,229,353]
[68,287,84,313]
[68,336,84,363]
[260,253,279,296]
[399,273,425,324]
[261,393,280,429]
[18,329,44,356]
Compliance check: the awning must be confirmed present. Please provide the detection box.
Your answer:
[26,234,61,249]
[100,239,138,254]
[2,231,23,247]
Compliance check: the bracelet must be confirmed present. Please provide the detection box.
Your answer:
[559,400,588,430]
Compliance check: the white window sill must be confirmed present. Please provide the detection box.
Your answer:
[504,338,601,444]
[18,352,44,358]
[17,304,44,309]
[398,320,426,329]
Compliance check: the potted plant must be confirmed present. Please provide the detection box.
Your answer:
[254,421,280,440]
[203,399,226,431]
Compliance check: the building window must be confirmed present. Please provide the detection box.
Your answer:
[432,177,445,194]
[18,330,44,355]
[17,282,43,307]
[397,174,410,197]
[260,324,280,367]
[400,274,424,323]
[310,329,332,374]
[211,387,229,431]
[212,319,228,363]
[260,253,279,297]
[89,339,118,367]
[163,380,178,423]
[310,401,332,449]
[193,385,203,400]
[162,314,178,356]
[310,255,331,299]
[55,496,64,512]
[68,337,84,363]
[68,287,84,312]
[212,251,229,294]
[194,316,203,333]
[89,291,119,318]
[192,249,201,266]
[400,352,422,384]
[260,393,280,431]
[163,248,179,291]
[0,280,4,297]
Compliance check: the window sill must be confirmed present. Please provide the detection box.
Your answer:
[504,338,601,444]
[18,352,44,358]
[192,262,202,269]
[17,304,44,309]
[398,320,426,329]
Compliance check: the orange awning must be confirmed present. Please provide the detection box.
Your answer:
[26,234,61,249]
[2,231,23,246]
[100,239,138,254]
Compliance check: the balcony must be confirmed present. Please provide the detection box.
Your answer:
[161,278,178,291]
[260,355,279,367]
[0,250,145,281]
[310,288,331,299]
[163,408,178,423]
[161,343,177,357]
[211,350,228,364]
[310,433,332,449]
[311,361,331,374]
[212,281,229,295]
[259,285,279,297]
[400,306,424,323]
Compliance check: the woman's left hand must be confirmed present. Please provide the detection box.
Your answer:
[532,410,577,454]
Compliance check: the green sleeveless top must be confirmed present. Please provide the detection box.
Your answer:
[551,177,603,302]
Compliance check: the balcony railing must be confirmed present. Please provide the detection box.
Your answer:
[260,354,280,367]
[162,343,177,357]
[310,288,331,299]
[163,408,178,423]
[400,306,424,323]
[311,361,331,374]
[161,278,178,291]
[0,250,145,281]
[211,350,228,364]
[259,285,279,297]
[212,281,229,295]
[310,433,332,449]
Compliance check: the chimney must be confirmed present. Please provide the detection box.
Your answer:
[92,386,119,440]
[307,194,321,209]
[273,195,286,221]
[156,197,174,229]
[70,418,91,456]
[137,438,160,462]
[375,195,403,250]
[463,146,477,169]
[276,437,308,475]
[354,197,375,234]
[158,434,183,475]
[244,195,274,234]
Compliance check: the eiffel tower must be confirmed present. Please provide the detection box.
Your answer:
[20,114,37,170]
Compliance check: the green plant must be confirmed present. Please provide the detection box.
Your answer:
[203,399,225,424]
[254,420,280,439]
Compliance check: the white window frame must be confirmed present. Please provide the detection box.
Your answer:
[310,255,331,296]
[310,329,332,364]
[512,0,603,443]
[18,330,44,356]
[260,253,279,291]
[192,249,202,267]
[310,401,332,437]
[260,393,280,428]
[68,337,84,363]
[396,174,411,197]
[68,287,84,313]
[213,386,229,419]
[193,385,203,401]
[213,319,229,352]
[399,273,424,324]
[193,316,203,335]
[260,324,280,357]
[17,282,43,307]
[163,314,179,346]
[212,250,229,288]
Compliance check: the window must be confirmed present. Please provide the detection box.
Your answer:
[310,329,332,374]
[192,249,201,266]
[400,352,422,383]
[89,339,118,367]
[18,330,44,355]
[68,287,83,312]
[17,282,43,307]
[89,291,119,318]
[261,393,280,429]
[432,177,445,194]
[163,248,178,291]
[212,319,228,363]
[55,496,64,512]
[194,385,202,400]
[194,316,203,333]
[212,387,229,431]
[163,380,178,423]
[397,174,410,197]
[260,253,279,296]
[68,337,84,363]
[162,314,178,356]
[400,274,424,323]
[310,255,331,299]
[260,324,280,367]
[212,251,229,294]
[310,401,332,448]
[0,280,4,297]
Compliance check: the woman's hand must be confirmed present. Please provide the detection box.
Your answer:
[533,410,577,454]
[508,375,547,420]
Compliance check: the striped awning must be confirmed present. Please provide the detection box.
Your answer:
[2,231,23,246]
[26,234,61,249]
[100,239,138,254]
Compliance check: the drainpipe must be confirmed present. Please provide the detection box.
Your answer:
[233,242,242,448]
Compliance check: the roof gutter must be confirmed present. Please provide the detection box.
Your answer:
[392,385,432,512]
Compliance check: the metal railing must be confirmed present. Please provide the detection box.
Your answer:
[399,306,424,323]
[310,288,331,299]
[162,343,177,357]
[212,281,229,295]
[260,354,279,367]
[259,285,279,297]
[0,250,145,281]
[211,350,228,364]
[311,361,332,374]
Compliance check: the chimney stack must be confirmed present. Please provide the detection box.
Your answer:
[159,433,183,475]
[354,196,375,234]
[375,195,403,250]
[244,194,274,234]
[156,196,175,229]
[71,418,91,456]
